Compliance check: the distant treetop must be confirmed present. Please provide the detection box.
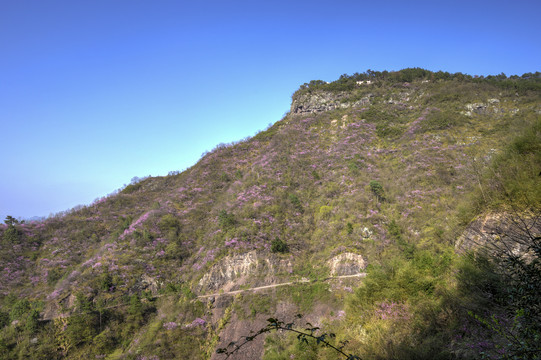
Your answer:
[294,68,541,96]
[4,215,20,226]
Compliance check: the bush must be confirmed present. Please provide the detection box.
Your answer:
[9,299,30,321]
[2,225,21,244]
[421,110,461,131]
[376,123,404,138]
[121,182,141,194]
[318,205,333,219]
[288,194,304,213]
[218,210,236,229]
[47,267,65,285]
[369,181,385,202]
[271,238,289,253]
[96,272,113,292]
[0,310,8,329]
[388,220,415,259]
[120,216,133,231]
[159,214,182,239]
[346,222,354,235]
[24,309,40,334]
[92,328,116,355]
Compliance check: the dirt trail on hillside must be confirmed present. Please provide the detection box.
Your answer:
[197,272,367,299]
[40,273,366,320]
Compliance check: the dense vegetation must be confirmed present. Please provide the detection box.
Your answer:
[0,68,539,359]
[295,68,541,96]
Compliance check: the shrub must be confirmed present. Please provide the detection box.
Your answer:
[92,328,116,355]
[0,310,8,328]
[318,205,333,219]
[120,216,133,231]
[47,267,65,285]
[271,238,289,253]
[346,222,354,235]
[376,123,403,138]
[10,299,31,321]
[218,210,236,229]
[96,272,113,292]
[388,220,415,259]
[2,225,21,244]
[288,194,304,213]
[121,183,141,194]
[369,181,385,202]
[165,242,188,261]
[24,309,40,334]
[421,109,465,131]
[159,214,182,238]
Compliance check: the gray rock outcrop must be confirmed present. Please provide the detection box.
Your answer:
[291,91,372,114]
[455,212,540,259]
[198,251,293,292]
[327,252,366,276]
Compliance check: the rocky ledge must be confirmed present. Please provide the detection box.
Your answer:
[291,91,372,114]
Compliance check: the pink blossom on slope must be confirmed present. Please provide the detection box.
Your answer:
[120,211,154,239]
[186,318,206,328]
[375,301,411,320]
[163,322,178,330]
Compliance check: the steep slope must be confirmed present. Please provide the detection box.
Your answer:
[1,69,540,359]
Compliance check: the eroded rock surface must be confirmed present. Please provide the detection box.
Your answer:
[462,100,507,117]
[328,252,366,276]
[291,91,372,114]
[455,212,541,258]
[198,251,293,292]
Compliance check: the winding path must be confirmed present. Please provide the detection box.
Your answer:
[197,273,366,299]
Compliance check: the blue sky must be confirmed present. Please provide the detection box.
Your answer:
[1,0,540,220]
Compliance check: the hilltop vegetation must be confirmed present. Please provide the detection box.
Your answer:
[0,68,540,359]
[295,68,541,96]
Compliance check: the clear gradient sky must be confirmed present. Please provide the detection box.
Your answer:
[1,0,540,220]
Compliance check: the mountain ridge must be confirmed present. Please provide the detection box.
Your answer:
[1,68,540,359]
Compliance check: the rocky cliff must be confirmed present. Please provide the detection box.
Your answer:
[290,90,372,114]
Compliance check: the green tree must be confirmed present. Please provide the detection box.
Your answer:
[47,267,65,285]
[4,215,19,226]
[0,310,9,328]
[289,194,304,213]
[369,180,385,202]
[10,299,31,321]
[96,272,113,292]
[75,292,94,314]
[159,214,182,237]
[92,328,116,355]
[346,222,354,235]
[65,293,99,347]
[271,238,289,253]
[218,210,236,229]
[127,294,144,325]
[24,309,40,334]
[2,223,21,244]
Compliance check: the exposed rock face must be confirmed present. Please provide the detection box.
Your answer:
[141,274,160,295]
[210,301,334,360]
[42,293,76,320]
[456,213,505,252]
[463,99,506,117]
[198,251,293,292]
[291,91,372,114]
[455,213,541,258]
[327,252,366,276]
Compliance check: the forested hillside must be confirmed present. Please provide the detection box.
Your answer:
[1,68,540,359]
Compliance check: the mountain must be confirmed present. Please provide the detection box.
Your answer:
[1,68,540,359]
